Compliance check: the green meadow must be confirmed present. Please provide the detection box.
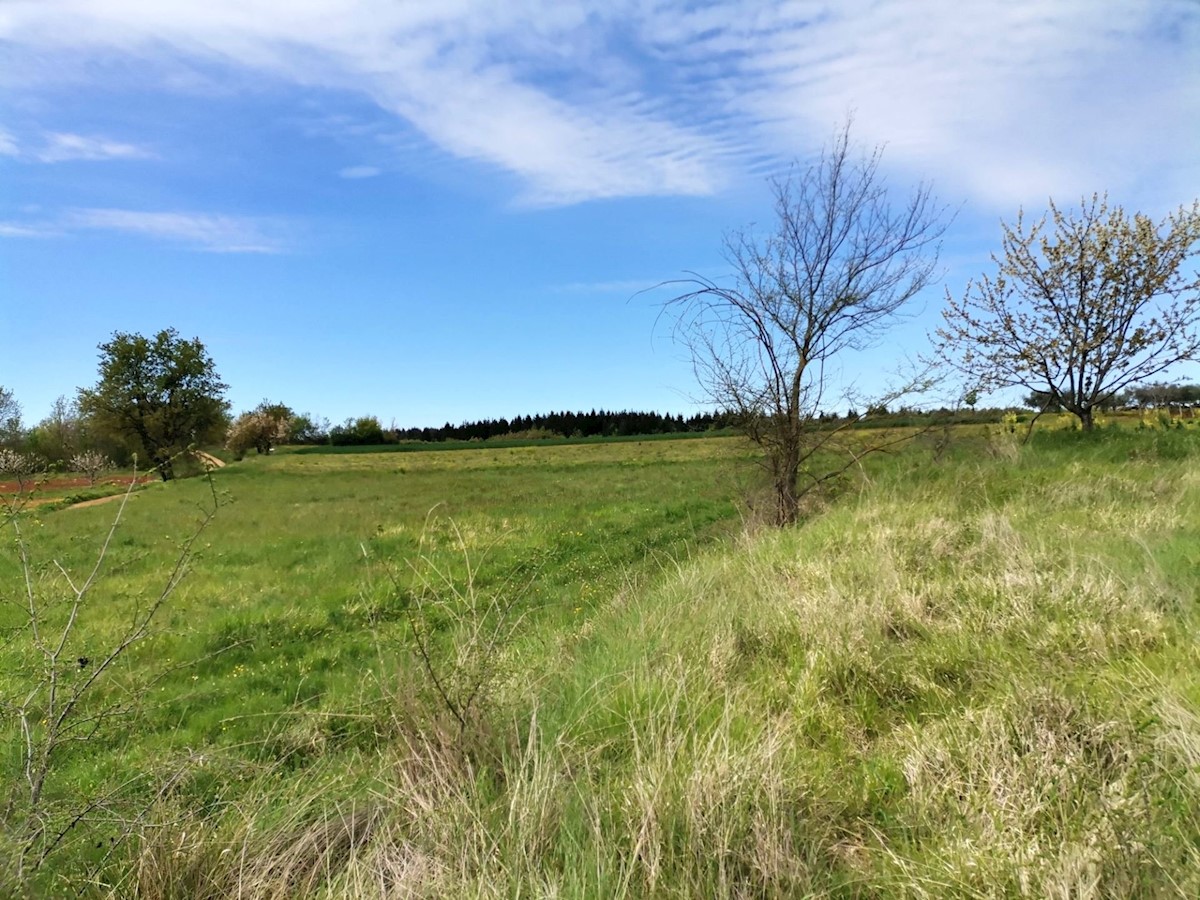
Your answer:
[3,425,1200,897]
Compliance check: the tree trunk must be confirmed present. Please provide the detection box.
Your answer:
[773,476,798,526]
[771,448,801,526]
[1078,407,1094,431]
[152,450,175,481]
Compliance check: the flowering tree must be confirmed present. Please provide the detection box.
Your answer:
[70,450,114,485]
[0,449,44,493]
[938,195,1200,430]
[226,404,292,460]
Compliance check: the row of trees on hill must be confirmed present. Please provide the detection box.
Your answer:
[227,406,729,449]
[391,410,725,443]
[4,329,1197,485]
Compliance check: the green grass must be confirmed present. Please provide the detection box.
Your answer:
[1,437,750,892]
[3,425,1200,897]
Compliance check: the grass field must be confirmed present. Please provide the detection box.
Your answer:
[3,424,1199,897]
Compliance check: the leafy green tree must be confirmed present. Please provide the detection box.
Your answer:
[1023,390,1064,413]
[0,386,21,448]
[938,194,1200,430]
[77,329,229,481]
[330,416,385,446]
[288,412,330,444]
[26,396,81,466]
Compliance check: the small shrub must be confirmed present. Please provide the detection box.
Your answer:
[328,416,385,446]
[1,472,220,892]
[490,427,559,442]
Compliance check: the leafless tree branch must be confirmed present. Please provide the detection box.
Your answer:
[664,120,949,524]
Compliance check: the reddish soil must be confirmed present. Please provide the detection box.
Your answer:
[0,474,152,496]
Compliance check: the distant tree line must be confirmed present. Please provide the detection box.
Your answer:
[313,409,731,446]
[1024,383,1200,413]
[389,410,727,444]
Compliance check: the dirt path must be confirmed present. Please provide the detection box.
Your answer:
[69,451,225,507]
[6,453,224,511]
[68,494,129,510]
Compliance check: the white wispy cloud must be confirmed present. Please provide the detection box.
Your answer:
[0,193,286,251]
[708,1,1200,210]
[62,208,286,253]
[0,1,1196,208]
[36,131,154,162]
[338,165,381,179]
[0,127,154,163]
[0,221,57,238]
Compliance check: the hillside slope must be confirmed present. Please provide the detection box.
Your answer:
[119,428,1200,898]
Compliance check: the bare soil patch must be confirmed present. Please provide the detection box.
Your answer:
[0,474,149,496]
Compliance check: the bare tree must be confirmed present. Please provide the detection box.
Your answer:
[937,194,1200,430]
[666,122,948,525]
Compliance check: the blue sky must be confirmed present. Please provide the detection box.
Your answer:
[2,0,1198,427]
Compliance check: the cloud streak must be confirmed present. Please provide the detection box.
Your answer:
[36,132,154,162]
[0,128,155,163]
[0,221,57,238]
[1,1,1196,207]
[0,207,288,252]
[64,208,285,252]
